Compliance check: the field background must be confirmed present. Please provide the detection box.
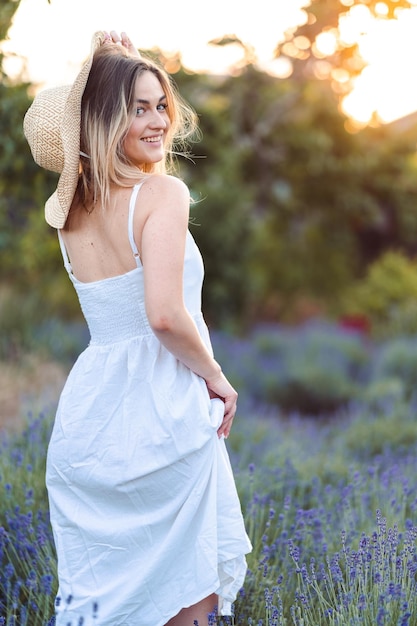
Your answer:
[3,0,417,623]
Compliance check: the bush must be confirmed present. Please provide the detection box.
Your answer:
[370,336,417,402]
[341,250,417,338]
[0,286,88,363]
[213,321,370,415]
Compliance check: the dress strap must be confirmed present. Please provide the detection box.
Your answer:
[128,183,144,267]
[57,229,73,275]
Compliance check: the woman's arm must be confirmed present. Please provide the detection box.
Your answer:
[139,175,237,437]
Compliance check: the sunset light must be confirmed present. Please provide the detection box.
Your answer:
[329,1,417,125]
[3,0,417,127]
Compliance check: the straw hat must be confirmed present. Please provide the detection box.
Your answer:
[23,31,105,228]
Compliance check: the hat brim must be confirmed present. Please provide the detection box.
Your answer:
[45,32,105,229]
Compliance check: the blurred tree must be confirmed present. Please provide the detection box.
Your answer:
[173,56,417,324]
[3,0,417,333]
[172,66,255,328]
[0,0,79,323]
[341,249,417,338]
[0,0,20,42]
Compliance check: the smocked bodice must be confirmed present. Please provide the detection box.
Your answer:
[57,183,205,346]
[70,232,204,346]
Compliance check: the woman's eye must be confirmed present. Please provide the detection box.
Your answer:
[136,103,167,116]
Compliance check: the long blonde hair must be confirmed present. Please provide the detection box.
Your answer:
[76,44,199,210]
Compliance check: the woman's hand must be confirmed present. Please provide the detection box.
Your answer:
[104,31,141,58]
[206,372,238,439]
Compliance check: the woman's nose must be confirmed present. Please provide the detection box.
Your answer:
[149,109,168,128]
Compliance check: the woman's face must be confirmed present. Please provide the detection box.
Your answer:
[123,70,170,167]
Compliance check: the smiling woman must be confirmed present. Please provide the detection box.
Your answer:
[22,30,252,626]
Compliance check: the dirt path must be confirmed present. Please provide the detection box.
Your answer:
[0,356,68,433]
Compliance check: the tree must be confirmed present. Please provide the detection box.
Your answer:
[0,0,79,324]
[173,66,255,328]
[172,36,417,324]
[4,0,417,332]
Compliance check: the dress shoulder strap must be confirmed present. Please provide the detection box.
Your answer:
[57,229,73,275]
[128,183,144,268]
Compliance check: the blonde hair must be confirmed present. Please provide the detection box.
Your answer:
[76,44,199,210]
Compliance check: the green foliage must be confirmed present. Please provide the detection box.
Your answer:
[261,325,365,414]
[342,400,417,459]
[0,79,82,320]
[0,286,44,359]
[0,0,78,323]
[174,61,417,326]
[4,2,417,330]
[340,250,417,338]
[0,286,85,361]
[371,336,417,400]
[0,0,22,43]
[245,76,361,315]
[212,322,369,416]
[176,69,256,327]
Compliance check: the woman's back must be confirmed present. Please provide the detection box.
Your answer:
[58,183,205,346]
[61,184,147,284]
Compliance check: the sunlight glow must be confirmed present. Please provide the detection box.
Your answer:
[3,0,417,126]
[340,4,373,44]
[315,31,338,56]
[374,2,389,17]
[340,5,417,124]
[258,57,294,79]
[2,0,310,87]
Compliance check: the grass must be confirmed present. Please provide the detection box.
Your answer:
[1,321,417,624]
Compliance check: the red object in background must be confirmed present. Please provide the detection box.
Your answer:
[339,314,371,335]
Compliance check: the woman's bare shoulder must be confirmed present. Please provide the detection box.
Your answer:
[140,174,190,200]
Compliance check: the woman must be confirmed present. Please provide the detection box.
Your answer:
[24,31,251,626]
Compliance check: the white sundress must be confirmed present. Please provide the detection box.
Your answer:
[46,182,252,626]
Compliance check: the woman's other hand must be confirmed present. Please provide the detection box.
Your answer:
[206,372,238,439]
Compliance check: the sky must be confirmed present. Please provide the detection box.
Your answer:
[338,2,417,125]
[3,0,308,84]
[4,0,417,125]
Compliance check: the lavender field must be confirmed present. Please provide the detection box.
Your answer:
[1,321,417,625]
